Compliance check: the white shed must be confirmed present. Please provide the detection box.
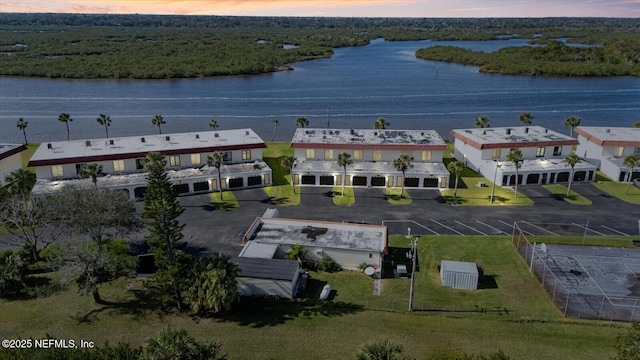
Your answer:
[440,260,478,290]
[236,257,300,299]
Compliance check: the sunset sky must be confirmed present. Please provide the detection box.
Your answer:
[2,0,639,17]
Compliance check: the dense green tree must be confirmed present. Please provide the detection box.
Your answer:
[564,153,582,196]
[393,154,413,195]
[143,328,226,360]
[187,254,239,315]
[474,116,489,128]
[337,152,353,195]
[79,163,103,188]
[280,155,297,194]
[447,160,465,199]
[58,113,73,141]
[285,243,307,265]
[151,114,165,134]
[0,250,27,296]
[633,121,640,128]
[96,114,112,138]
[505,149,523,198]
[3,168,36,204]
[564,116,581,137]
[296,117,309,128]
[207,151,226,201]
[355,338,407,360]
[16,118,28,145]
[209,118,219,130]
[623,154,639,195]
[142,151,188,310]
[52,239,136,304]
[374,117,390,130]
[271,119,280,141]
[519,112,533,126]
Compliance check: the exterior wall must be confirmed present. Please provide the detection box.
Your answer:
[440,270,478,290]
[294,147,442,163]
[0,152,23,186]
[237,277,296,299]
[453,139,482,171]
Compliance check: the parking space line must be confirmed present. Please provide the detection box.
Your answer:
[602,225,630,236]
[455,220,487,236]
[476,220,510,235]
[572,223,607,236]
[499,220,534,236]
[382,220,439,235]
[431,219,464,236]
[521,221,560,236]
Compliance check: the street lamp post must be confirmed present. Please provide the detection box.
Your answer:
[408,237,418,311]
[490,160,501,203]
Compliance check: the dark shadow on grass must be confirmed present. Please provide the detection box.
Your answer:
[2,275,62,301]
[210,200,238,211]
[477,267,499,289]
[70,287,166,324]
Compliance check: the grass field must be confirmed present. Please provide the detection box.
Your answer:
[209,191,239,210]
[593,180,640,205]
[543,184,592,205]
[262,142,300,206]
[332,187,355,206]
[0,235,627,359]
[386,188,412,205]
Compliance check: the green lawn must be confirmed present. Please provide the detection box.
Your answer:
[385,188,412,205]
[209,191,239,210]
[332,187,355,206]
[543,184,592,205]
[262,142,300,206]
[592,180,640,205]
[0,235,626,359]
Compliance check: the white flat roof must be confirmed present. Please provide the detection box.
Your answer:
[248,217,387,253]
[490,158,597,173]
[575,127,640,146]
[0,144,25,160]
[293,160,450,176]
[29,129,265,166]
[441,260,478,275]
[291,128,447,149]
[238,242,279,259]
[452,126,577,149]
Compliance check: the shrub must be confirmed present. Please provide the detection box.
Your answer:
[318,256,341,273]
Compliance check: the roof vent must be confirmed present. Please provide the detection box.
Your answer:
[606,129,611,133]
[525,127,529,134]
[85,140,91,146]
[506,129,511,135]
[109,139,114,145]
[545,128,548,133]
[421,132,424,136]
[482,130,486,135]
[47,143,52,149]
[350,129,354,135]
[195,134,200,139]
[165,136,170,141]
[245,130,250,136]
[214,133,219,138]
[141,137,145,143]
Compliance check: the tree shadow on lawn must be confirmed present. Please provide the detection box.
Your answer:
[70,287,165,324]
[218,280,363,328]
[260,196,292,205]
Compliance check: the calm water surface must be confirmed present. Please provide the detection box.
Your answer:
[0,39,638,143]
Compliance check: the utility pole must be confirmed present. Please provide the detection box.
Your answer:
[490,160,501,203]
[408,237,418,311]
[327,107,331,128]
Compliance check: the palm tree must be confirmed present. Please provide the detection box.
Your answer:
[4,168,36,204]
[207,151,226,200]
[16,118,28,145]
[623,154,639,195]
[151,114,165,134]
[564,153,582,196]
[58,113,73,141]
[144,328,226,360]
[296,117,309,128]
[447,160,465,198]
[373,117,390,130]
[337,152,353,195]
[505,149,523,198]
[393,154,413,196]
[519,112,533,126]
[633,121,640,128]
[96,114,112,138]
[474,115,489,128]
[79,163,103,188]
[271,119,280,141]
[355,338,406,360]
[564,116,581,137]
[209,118,219,130]
[280,155,296,194]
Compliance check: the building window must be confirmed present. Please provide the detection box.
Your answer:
[635,147,640,155]
[372,150,382,161]
[51,165,63,177]
[190,153,201,165]
[136,158,145,170]
[306,149,315,159]
[422,151,432,161]
[75,163,87,175]
[223,152,232,162]
[353,150,363,160]
[491,148,500,160]
[324,149,333,160]
[113,160,125,172]
[536,147,545,157]
[553,146,562,156]
[613,146,624,157]
[242,150,251,161]
[169,155,181,167]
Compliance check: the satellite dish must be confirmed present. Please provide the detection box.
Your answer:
[364,266,375,276]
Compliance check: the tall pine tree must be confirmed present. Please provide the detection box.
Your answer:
[142,152,189,310]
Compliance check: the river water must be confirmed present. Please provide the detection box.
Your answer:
[0,38,638,144]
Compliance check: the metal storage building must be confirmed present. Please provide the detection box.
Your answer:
[440,260,478,290]
[236,257,300,299]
